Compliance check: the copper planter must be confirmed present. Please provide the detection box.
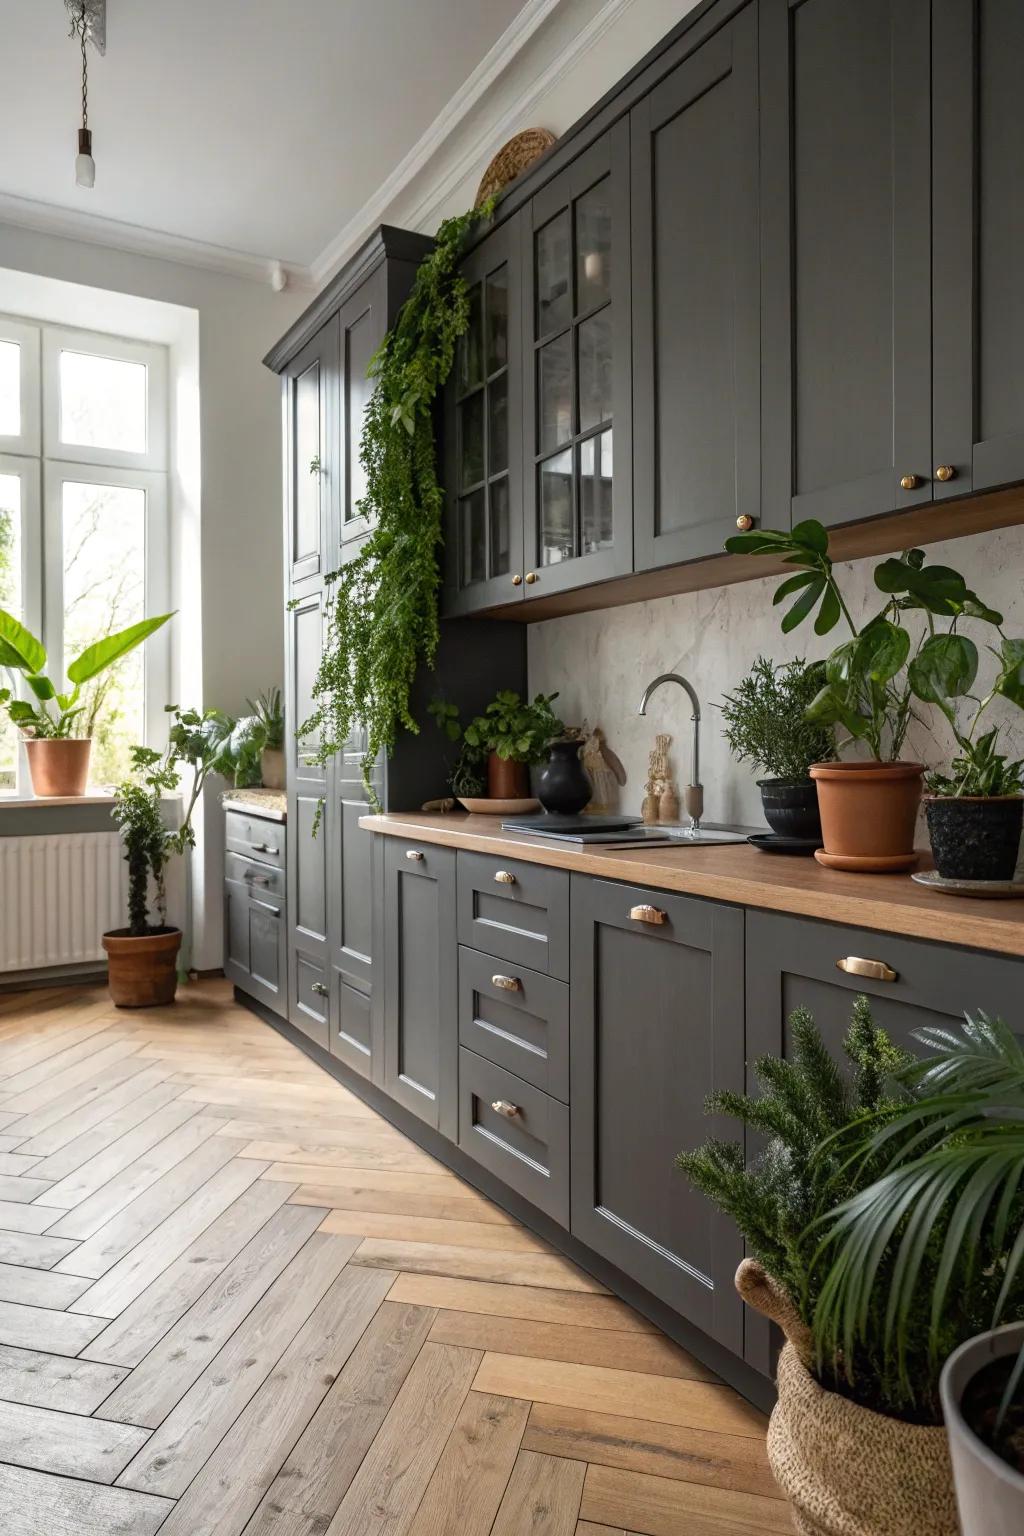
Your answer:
[24,738,92,798]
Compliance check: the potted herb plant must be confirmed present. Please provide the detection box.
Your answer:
[429,691,562,806]
[104,706,231,1007]
[725,521,1015,872]
[919,676,1024,883]
[214,688,285,790]
[720,656,835,839]
[0,608,172,798]
[677,998,962,1535]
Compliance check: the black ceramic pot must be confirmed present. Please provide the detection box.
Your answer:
[757,779,822,841]
[537,740,593,815]
[924,795,1024,881]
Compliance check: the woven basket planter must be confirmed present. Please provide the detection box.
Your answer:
[737,1259,957,1536]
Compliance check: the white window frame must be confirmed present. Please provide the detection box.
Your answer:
[0,316,42,457]
[42,325,168,472]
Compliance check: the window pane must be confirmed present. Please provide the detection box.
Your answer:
[536,211,571,336]
[60,350,148,454]
[0,473,22,792]
[488,373,508,476]
[578,308,613,432]
[460,490,486,586]
[539,449,574,566]
[0,342,19,437]
[457,283,484,395]
[581,429,614,554]
[489,475,510,578]
[576,179,612,311]
[293,361,321,561]
[62,481,146,787]
[486,265,508,374]
[538,332,572,454]
[459,392,484,489]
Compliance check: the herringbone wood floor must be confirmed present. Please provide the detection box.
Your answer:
[0,977,785,1535]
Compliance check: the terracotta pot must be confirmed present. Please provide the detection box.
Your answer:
[924,795,1023,882]
[24,737,92,798]
[809,760,924,872]
[103,927,182,1008]
[487,753,529,800]
[260,746,285,790]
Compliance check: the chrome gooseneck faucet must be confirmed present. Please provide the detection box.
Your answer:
[637,672,703,834]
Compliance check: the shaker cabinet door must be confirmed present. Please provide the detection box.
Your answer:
[338,266,386,557]
[760,0,932,528]
[632,4,764,567]
[286,588,329,1044]
[283,320,337,588]
[570,876,745,1353]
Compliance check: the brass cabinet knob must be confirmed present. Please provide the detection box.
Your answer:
[935,464,956,482]
[493,870,516,885]
[735,514,754,532]
[491,974,522,992]
[311,981,329,997]
[836,956,897,983]
[524,571,538,584]
[900,474,923,491]
[629,904,667,925]
[405,848,424,862]
[491,1100,521,1119]
[511,573,523,586]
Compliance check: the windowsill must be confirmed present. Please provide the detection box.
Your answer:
[0,791,182,809]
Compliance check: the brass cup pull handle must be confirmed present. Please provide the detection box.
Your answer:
[491,974,522,992]
[935,465,956,482]
[311,981,329,997]
[900,473,922,491]
[493,870,517,885]
[629,904,667,925]
[836,956,897,983]
[491,1100,521,1119]
[405,849,424,862]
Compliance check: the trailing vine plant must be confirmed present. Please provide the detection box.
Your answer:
[295,200,496,818]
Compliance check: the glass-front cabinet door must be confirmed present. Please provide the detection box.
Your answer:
[443,216,524,614]
[522,123,632,598]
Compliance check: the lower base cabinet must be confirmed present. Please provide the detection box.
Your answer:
[569,875,746,1356]
[458,1046,570,1225]
[223,821,288,1019]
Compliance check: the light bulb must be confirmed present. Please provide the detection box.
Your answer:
[75,128,95,188]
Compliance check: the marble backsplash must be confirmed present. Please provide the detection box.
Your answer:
[527,524,1024,829]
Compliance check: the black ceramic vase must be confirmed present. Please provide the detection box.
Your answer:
[537,740,593,815]
[757,779,822,840]
[924,795,1024,881]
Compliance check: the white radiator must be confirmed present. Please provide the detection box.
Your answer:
[0,833,128,972]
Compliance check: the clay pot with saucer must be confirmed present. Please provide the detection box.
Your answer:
[809,761,924,872]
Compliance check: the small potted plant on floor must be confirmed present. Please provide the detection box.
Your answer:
[104,706,231,1007]
[214,688,286,790]
[725,522,1010,872]
[0,608,172,797]
[429,690,562,808]
[720,656,835,840]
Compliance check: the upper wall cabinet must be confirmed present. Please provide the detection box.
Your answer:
[283,321,337,589]
[760,0,932,529]
[932,0,1024,500]
[338,267,386,558]
[521,123,632,599]
[632,4,764,566]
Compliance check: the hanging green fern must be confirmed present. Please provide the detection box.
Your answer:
[295,202,495,816]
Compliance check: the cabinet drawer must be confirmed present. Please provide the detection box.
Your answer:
[458,946,569,1102]
[225,810,285,865]
[293,954,329,1050]
[457,852,569,979]
[225,851,286,903]
[458,1048,569,1226]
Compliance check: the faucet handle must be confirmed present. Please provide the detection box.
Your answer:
[684,783,704,827]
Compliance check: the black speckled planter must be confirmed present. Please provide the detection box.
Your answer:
[757,779,822,841]
[924,795,1024,882]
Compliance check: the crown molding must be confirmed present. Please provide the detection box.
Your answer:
[308,0,569,287]
[0,190,313,290]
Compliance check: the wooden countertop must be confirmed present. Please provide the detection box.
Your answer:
[360,812,1024,959]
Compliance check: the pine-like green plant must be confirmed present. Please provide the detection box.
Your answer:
[720,656,836,781]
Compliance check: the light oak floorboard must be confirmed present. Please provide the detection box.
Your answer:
[387,1273,657,1332]
[0,1056,152,1144]
[156,1264,396,1536]
[576,1524,628,1536]
[0,1153,42,1176]
[0,1039,143,1115]
[353,1239,608,1293]
[261,1162,462,1192]
[243,1300,436,1536]
[291,1185,517,1224]
[318,1210,545,1252]
[523,1405,781,1499]
[579,1465,792,1536]
[0,1260,91,1308]
[0,1398,150,1482]
[0,1229,78,1269]
[0,1198,63,1233]
[115,1230,361,1497]
[0,1173,52,1202]
[0,1030,135,1099]
[406,1390,530,1536]
[0,1462,171,1536]
[0,1298,106,1354]
[0,1343,128,1413]
[491,1448,586,1536]
[22,1073,183,1172]
[428,1313,713,1381]
[473,1356,768,1439]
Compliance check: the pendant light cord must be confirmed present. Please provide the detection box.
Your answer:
[69,2,88,129]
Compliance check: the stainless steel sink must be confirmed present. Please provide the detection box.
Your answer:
[660,827,750,846]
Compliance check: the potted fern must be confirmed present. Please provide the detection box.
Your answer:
[720,657,835,840]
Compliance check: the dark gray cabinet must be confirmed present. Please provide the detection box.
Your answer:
[382,838,458,1136]
[282,321,337,589]
[632,4,763,565]
[285,587,329,1050]
[223,813,287,1018]
[569,875,746,1354]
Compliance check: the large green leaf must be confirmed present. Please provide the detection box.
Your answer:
[0,609,46,674]
[67,613,174,685]
[857,621,911,684]
[25,674,55,702]
[805,683,870,739]
[874,558,968,613]
[995,638,1024,709]
[908,633,978,704]
[780,576,826,633]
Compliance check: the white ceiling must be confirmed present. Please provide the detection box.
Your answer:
[0,0,530,276]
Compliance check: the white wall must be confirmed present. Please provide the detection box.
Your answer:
[0,221,305,967]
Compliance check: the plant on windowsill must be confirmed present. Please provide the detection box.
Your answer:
[0,606,173,798]
[104,705,232,1008]
[719,656,836,841]
[725,520,1023,875]
[428,690,563,807]
[213,688,286,791]
[294,199,496,821]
